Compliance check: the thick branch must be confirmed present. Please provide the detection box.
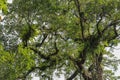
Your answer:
[36,34,48,47]
[74,0,84,40]
[105,59,120,64]
[67,70,78,80]
[48,40,59,56]
[31,39,59,60]
[18,62,55,80]
[30,47,50,60]
[113,24,118,36]
[107,25,120,42]
[96,13,103,35]
[102,20,120,34]
[76,48,92,80]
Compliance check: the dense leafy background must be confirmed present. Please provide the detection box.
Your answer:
[0,0,120,80]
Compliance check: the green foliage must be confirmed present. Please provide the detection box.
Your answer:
[0,0,7,14]
[0,0,120,80]
[0,44,36,80]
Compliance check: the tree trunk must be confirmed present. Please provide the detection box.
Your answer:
[95,53,103,80]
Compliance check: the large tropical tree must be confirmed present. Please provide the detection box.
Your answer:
[0,0,120,80]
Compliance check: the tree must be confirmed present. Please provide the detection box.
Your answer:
[0,0,120,80]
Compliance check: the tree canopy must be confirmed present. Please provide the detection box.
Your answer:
[0,0,120,80]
